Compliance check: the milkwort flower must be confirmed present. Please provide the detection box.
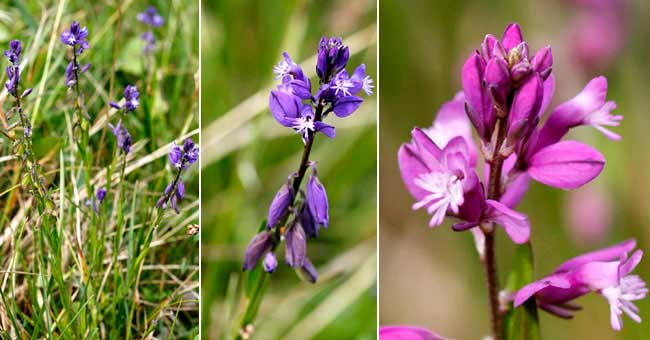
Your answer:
[109,85,140,113]
[269,38,373,144]
[138,6,164,54]
[156,138,198,213]
[4,40,31,99]
[398,93,531,245]
[514,239,647,331]
[61,21,91,88]
[109,119,132,154]
[244,37,373,283]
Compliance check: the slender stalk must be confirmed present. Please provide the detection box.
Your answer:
[482,116,508,340]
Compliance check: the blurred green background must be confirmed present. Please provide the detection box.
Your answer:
[201,0,377,339]
[379,0,650,339]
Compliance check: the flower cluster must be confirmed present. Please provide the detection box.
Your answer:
[243,37,373,282]
[4,40,22,97]
[156,138,199,213]
[108,84,140,155]
[138,6,164,54]
[110,84,140,113]
[269,36,373,144]
[61,21,91,88]
[395,23,643,332]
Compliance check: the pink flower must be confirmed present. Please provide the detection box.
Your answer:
[379,326,448,340]
[514,240,647,331]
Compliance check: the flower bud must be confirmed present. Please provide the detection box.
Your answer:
[243,231,273,271]
[267,183,294,228]
[306,169,329,228]
[295,257,318,284]
[263,252,278,273]
[284,222,306,268]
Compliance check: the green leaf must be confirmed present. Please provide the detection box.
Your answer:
[503,243,541,340]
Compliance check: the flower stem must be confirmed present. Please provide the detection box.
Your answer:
[483,116,508,340]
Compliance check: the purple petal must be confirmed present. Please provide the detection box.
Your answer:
[527,141,605,190]
[484,57,510,104]
[332,95,363,118]
[243,231,273,271]
[263,252,278,273]
[285,223,307,267]
[296,257,318,283]
[485,199,530,244]
[314,121,335,139]
[269,90,300,126]
[307,172,329,227]
[266,183,294,228]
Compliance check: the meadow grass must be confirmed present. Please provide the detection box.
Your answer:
[0,0,199,338]
[201,1,377,339]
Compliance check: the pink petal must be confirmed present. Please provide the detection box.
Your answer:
[619,250,643,278]
[514,274,572,307]
[502,23,524,51]
[379,325,448,340]
[398,144,430,202]
[485,199,530,244]
[527,141,605,190]
[461,53,487,136]
[555,239,636,272]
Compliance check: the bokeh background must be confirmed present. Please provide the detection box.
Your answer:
[379,0,650,339]
[201,0,377,339]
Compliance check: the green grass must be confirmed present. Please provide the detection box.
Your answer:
[200,0,377,339]
[0,0,199,338]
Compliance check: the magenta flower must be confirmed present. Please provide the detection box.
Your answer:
[461,23,618,195]
[379,326,448,340]
[398,93,531,244]
[514,239,647,331]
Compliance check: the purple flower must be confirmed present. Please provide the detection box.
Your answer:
[266,183,293,228]
[514,240,647,331]
[306,165,329,228]
[109,119,132,154]
[4,40,21,64]
[299,201,319,238]
[60,21,89,54]
[296,257,318,283]
[284,222,307,268]
[242,231,274,271]
[269,88,335,143]
[316,36,349,81]
[168,138,199,169]
[138,6,164,27]
[110,85,140,112]
[379,326,448,340]
[141,31,156,54]
[96,188,107,204]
